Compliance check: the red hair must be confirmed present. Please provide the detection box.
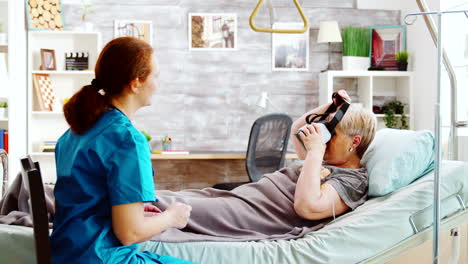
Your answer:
[63,37,153,134]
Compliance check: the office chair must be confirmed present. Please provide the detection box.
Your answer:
[213,113,293,190]
[20,155,51,264]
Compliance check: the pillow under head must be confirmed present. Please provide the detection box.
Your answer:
[361,128,435,196]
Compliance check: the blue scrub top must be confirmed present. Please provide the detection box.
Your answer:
[51,109,191,264]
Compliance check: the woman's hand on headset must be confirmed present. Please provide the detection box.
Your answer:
[298,123,326,155]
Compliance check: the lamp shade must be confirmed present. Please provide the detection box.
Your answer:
[317,21,342,43]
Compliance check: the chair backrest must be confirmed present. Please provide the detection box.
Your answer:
[245,113,293,182]
[20,155,51,264]
[0,149,8,198]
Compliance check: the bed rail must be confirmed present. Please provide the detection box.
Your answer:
[409,193,466,234]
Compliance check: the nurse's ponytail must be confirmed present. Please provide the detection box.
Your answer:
[64,37,154,134]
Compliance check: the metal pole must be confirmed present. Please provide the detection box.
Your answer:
[404,7,468,264]
[413,0,465,159]
[433,12,442,264]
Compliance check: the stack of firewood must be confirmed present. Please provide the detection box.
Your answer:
[28,0,63,31]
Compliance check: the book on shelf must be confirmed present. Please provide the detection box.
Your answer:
[152,150,190,155]
[0,129,7,153]
[41,140,57,152]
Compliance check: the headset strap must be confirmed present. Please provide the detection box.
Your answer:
[305,92,349,124]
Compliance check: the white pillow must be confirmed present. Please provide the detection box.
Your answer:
[361,128,435,196]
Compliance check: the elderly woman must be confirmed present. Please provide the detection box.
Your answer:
[291,90,376,220]
[151,90,377,242]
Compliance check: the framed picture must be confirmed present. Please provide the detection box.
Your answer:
[114,20,153,45]
[32,74,56,111]
[26,0,64,31]
[370,25,407,70]
[40,49,57,71]
[272,22,309,71]
[189,13,237,50]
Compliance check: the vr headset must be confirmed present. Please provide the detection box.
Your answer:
[295,92,350,149]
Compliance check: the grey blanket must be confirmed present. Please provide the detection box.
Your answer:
[0,173,55,227]
[152,167,330,242]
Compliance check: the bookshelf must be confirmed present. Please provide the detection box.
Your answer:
[0,0,9,196]
[319,71,414,130]
[27,31,101,183]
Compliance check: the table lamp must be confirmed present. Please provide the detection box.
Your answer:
[317,21,342,72]
[256,91,281,112]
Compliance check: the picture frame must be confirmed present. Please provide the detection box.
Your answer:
[32,74,56,111]
[114,20,153,45]
[189,13,237,51]
[40,49,57,71]
[272,22,309,71]
[25,0,64,31]
[369,25,407,70]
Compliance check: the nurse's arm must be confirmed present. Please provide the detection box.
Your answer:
[112,202,174,246]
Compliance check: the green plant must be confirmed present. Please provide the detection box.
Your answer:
[342,26,370,57]
[0,102,8,108]
[382,100,408,129]
[80,0,94,22]
[140,131,152,142]
[395,51,409,63]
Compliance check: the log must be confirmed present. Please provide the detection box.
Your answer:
[49,20,56,29]
[54,15,62,27]
[31,8,39,18]
[29,0,38,8]
[43,1,51,11]
[43,10,51,21]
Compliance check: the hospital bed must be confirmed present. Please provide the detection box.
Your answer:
[0,160,466,264]
[138,160,468,264]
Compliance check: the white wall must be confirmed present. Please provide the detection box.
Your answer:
[7,0,27,185]
[357,0,441,132]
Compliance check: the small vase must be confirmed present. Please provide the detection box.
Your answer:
[0,108,6,119]
[397,62,408,71]
[342,56,370,71]
[0,33,7,45]
[83,22,95,32]
[75,22,95,32]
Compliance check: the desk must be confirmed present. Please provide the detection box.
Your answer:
[151,151,298,191]
[151,151,298,160]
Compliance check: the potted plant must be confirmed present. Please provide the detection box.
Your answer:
[0,102,8,119]
[395,51,409,71]
[80,0,95,32]
[341,26,371,71]
[382,100,409,129]
[140,130,152,142]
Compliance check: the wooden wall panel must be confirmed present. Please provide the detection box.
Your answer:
[60,0,399,190]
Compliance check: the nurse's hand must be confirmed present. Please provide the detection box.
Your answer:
[144,203,162,217]
[165,202,192,229]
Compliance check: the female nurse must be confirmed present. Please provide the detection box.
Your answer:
[50,37,194,264]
